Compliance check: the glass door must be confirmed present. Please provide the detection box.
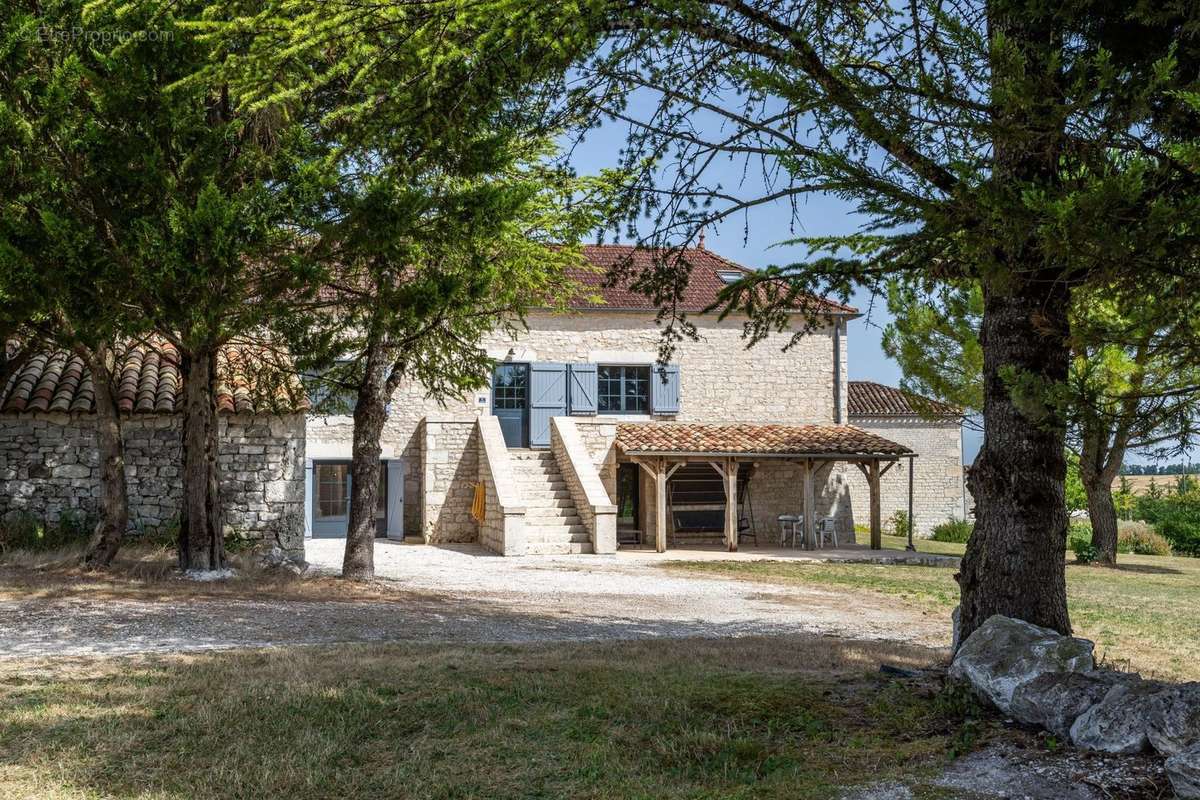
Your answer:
[492,363,529,448]
[310,462,389,538]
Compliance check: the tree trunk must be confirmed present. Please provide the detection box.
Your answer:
[1078,422,1126,566]
[342,338,389,580]
[82,346,129,567]
[178,346,226,572]
[956,279,1073,643]
[1084,478,1120,565]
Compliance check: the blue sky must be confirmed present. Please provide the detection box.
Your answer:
[567,123,985,464]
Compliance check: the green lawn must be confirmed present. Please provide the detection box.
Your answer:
[0,637,978,800]
[667,540,1200,681]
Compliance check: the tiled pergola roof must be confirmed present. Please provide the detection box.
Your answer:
[1,340,308,415]
[848,381,961,418]
[615,422,912,458]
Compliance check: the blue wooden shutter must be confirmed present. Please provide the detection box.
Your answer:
[651,365,681,414]
[304,459,314,538]
[530,362,567,447]
[568,363,598,415]
[386,460,405,539]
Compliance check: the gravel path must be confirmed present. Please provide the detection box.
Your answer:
[0,540,950,658]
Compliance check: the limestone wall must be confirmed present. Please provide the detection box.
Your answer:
[841,418,966,537]
[420,416,479,543]
[476,415,525,555]
[0,413,306,555]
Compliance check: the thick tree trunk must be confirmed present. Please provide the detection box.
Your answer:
[82,347,128,567]
[178,346,226,572]
[342,338,390,580]
[1084,479,1120,565]
[956,279,1073,642]
[1078,424,1125,566]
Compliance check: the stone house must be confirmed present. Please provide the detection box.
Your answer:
[1,244,965,558]
[307,244,967,555]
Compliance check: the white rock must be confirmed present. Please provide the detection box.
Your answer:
[949,615,1095,714]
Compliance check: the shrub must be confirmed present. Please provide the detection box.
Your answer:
[0,509,94,555]
[1135,492,1200,557]
[1071,536,1098,564]
[1067,521,1093,552]
[931,518,973,543]
[0,511,44,553]
[888,510,912,538]
[1116,520,1172,556]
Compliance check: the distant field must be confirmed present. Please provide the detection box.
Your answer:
[1111,474,1199,495]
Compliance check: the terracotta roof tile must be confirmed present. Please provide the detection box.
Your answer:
[1,340,308,416]
[615,422,911,457]
[848,381,961,419]
[567,245,857,314]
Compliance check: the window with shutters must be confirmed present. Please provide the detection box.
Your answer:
[598,365,650,413]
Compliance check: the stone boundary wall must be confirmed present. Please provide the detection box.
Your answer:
[420,415,479,543]
[842,418,966,537]
[550,418,617,554]
[476,416,525,555]
[0,413,306,556]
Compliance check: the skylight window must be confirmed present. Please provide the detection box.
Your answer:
[717,270,743,284]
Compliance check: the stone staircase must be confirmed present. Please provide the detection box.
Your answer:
[511,450,593,554]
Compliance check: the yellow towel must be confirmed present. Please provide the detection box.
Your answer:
[471,482,486,523]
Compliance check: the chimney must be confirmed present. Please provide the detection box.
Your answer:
[697,228,706,250]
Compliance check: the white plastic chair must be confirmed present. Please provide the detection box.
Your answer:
[816,517,839,548]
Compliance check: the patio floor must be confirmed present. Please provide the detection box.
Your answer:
[615,542,960,567]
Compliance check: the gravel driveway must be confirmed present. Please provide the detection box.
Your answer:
[0,540,949,658]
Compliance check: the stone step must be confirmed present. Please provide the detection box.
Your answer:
[524,497,574,509]
[516,481,568,493]
[525,542,594,555]
[522,489,573,502]
[514,467,562,478]
[524,524,588,539]
[526,513,583,526]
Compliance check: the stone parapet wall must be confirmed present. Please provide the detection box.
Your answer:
[842,418,966,537]
[420,415,480,543]
[476,416,524,555]
[0,413,306,555]
[550,418,617,554]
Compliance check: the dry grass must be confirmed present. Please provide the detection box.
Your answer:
[0,637,978,800]
[0,544,418,605]
[666,545,1200,681]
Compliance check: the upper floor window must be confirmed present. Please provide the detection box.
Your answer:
[598,365,650,413]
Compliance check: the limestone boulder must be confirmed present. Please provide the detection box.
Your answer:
[1069,680,1166,754]
[1009,670,1136,739]
[1167,743,1200,799]
[949,615,1095,714]
[1146,683,1200,757]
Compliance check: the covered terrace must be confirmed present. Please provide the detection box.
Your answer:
[615,422,915,553]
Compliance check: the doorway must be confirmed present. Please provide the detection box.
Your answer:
[492,363,529,448]
[616,462,641,544]
[310,461,388,538]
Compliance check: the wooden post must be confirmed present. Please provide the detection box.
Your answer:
[869,460,882,550]
[724,459,739,552]
[655,457,668,553]
[802,459,816,550]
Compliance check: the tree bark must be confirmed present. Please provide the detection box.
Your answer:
[342,336,389,580]
[82,345,129,567]
[955,6,1073,645]
[956,279,1073,642]
[178,346,226,572]
[1078,422,1126,566]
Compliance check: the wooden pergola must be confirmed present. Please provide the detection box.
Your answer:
[616,423,916,553]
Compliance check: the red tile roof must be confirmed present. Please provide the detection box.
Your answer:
[1,341,308,415]
[615,422,911,457]
[848,381,961,419]
[566,244,857,314]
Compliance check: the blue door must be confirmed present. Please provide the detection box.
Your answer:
[492,363,528,448]
[310,461,389,538]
